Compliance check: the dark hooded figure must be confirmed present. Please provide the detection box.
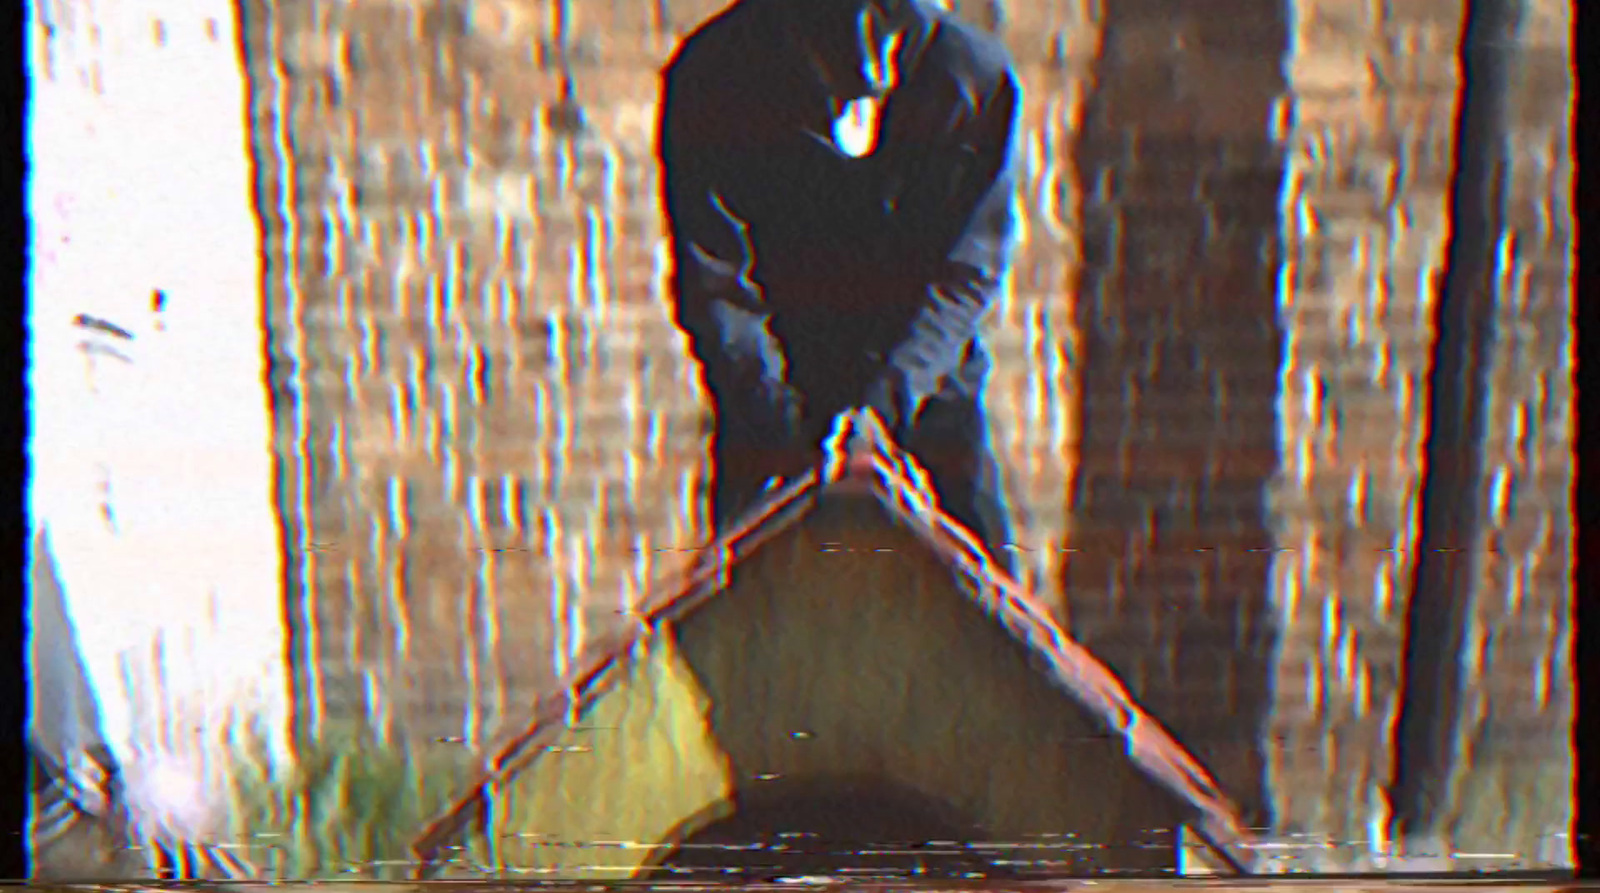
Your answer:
[659,0,1021,562]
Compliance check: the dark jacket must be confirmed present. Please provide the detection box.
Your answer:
[658,0,1021,439]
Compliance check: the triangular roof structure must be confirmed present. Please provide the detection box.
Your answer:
[411,410,1259,879]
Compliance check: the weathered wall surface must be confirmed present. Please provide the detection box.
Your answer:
[236,0,1573,871]
[1440,0,1575,866]
[240,0,1098,747]
[1063,0,1289,835]
[27,0,292,869]
[1266,0,1469,866]
[1266,0,1573,869]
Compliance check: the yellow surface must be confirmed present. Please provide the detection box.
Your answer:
[668,497,1185,873]
[470,626,735,880]
[465,497,1186,877]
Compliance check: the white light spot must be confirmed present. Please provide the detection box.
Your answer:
[833,97,883,158]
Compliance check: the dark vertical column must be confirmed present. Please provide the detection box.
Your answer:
[1064,0,1290,832]
[1387,0,1520,851]
[1579,1,1600,872]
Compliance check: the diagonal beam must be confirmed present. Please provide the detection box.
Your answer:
[411,409,1259,877]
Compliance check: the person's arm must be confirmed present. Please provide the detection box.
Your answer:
[658,61,780,364]
[864,70,1021,434]
[658,58,802,450]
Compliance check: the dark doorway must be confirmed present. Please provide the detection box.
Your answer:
[645,775,1017,882]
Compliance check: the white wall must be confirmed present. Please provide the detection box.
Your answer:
[27,0,290,842]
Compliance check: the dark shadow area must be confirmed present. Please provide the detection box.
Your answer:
[645,774,1018,882]
[1389,0,1522,847]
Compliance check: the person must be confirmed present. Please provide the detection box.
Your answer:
[658,0,1021,565]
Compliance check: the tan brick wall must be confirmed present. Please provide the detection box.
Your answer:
[239,0,1573,864]
[1441,0,1575,865]
[1267,0,1468,862]
[1267,0,1573,868]
[1063,0,1301,838]
[985,0,1099,608]
[242,0,1104,748]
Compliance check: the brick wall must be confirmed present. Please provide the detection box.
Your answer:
[1262,0,1573,869]
[241,0,1103,748]
[1266,0,1468,862]
[1441,0,1574,864]
[1062,0,1288,833]
[238,0,1573,866]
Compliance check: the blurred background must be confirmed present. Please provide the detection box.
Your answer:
[26,0,1573,880]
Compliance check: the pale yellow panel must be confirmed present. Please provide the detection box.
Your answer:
[470,628,735,880]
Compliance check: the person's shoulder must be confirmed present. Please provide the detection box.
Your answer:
[915,2,1016,87]
[663,1,757,82]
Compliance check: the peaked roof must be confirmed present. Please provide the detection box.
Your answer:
[410,410,1260,877]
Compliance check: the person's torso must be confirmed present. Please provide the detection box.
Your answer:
[683,2,1006,319]
[672,1,1008,394]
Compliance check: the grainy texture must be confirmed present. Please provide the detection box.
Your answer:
[1262,0,1574,869]
[669,497,1184,876]
[1265,0,1469,864]
[457,496,1186,879]
[27,0,291,873]
[1062,0,1288,837]
[450,630,735,880]
[240,0,1100,750]
[1439,0,1575,865]
[236,0,1574,870]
